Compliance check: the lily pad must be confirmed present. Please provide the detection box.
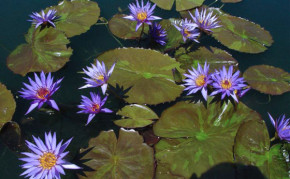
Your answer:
[243,65,290,95]
[108,14,149,40]
[151,0,204,11]
[0,122,21,151]
[153,100,260,177]
[210,8,273,53]
[234,119,289,178]
[221,0,242,3]
[79,128,154,179]
[175,46,238,71]
[7,28,72,76]
[54,0,100,37]
[115,104,158,128]
[97,48,184,104]
[0,83,16,129]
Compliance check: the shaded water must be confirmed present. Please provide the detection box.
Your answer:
[0,0,289,178]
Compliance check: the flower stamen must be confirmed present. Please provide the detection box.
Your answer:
[195,75,206,86]
[137,12,147,21]
[221,80,232,90]
[39,152,57,170]
[91,104,100,112]
[36,88,50,99]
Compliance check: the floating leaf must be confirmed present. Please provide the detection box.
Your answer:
[243,65,290,95]
[54,0,100,37]
[175,46,238,71]
[210,8,273,53]
[234,119,289,178]
[115,104,158,128]
[7,28,72,76]
[79,128,154,179]
[108,14,149,40]
[151,0,204,11]
[0,122,21,151]
[221,0,242,3]
[0,83,16,130]
[97,48,184,104]
[153,100,260,177]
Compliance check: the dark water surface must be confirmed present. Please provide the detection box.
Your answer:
[0,0,289,178]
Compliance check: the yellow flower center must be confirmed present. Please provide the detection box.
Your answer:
[36,88,50,99]
[91,103,100,112]
[195,75,206,86]
[198,19,204,24]
[97,75,104,81]
[221,80,232,90]
[137,12,147,21]
[39,152,57,170]
[184,28,191,37]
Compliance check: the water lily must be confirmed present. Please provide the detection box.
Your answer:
[29,9,59,29]
[189,8,221,33]
[80,60,115,94]
[78,92,113,125]
[210,66,247,102]
[173,19,200,42]
[19,71,63,115]
[183,62,212,100]
[149,22,167,46]
[268,113,290,142]
[123,0,162,31]
[19,132,80,179]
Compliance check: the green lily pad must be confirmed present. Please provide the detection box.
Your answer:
[54,0,100,37]
[153,100,261,177]
[79,128,154,179]
[210,8,273,53]
[175,46,238,71]
[234,119,289,178]
[97,48,184,104]
[221,0,242,3]
[7,28,72,76]
[108,14,149,40]
[151,0,204,11]
[115,104,158,128]
[0,83,16,130]
[243,65,290,95]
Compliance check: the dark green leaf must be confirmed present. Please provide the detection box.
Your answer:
[151,0,204,11]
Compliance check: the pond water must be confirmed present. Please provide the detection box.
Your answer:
[0,0,289,178]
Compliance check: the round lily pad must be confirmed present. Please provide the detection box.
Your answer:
[210,8,273,53]
[54,0,100,37]
[0,83,16,130]
[97,48,184,104]
[243,65,290,95]
[79,128,154,179]
[115,104,158,128]
[175,46,238,71]
[151,0,204,11]
[234,119,289,178]
[7,27,72,76]
[153,100,260,177]
[108,14,149,40]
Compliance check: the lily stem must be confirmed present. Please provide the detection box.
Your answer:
[138,23,145,47]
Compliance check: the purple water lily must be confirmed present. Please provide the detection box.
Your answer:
[268,113,290,142]
[210,66,247,102]
[19,132,80,179]
[189,8,221,32]
[79,60,116,94]
[149,23,167,46]
[183,62,212,101]
[173,19,200,42]
[123,0,162,31]
[29,9,59,29]
[78,92,113,125]
[19,71,63,115]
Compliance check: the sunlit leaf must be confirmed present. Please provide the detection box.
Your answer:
[153,100,260,177]
[79,128,154,179]
[115,104,158,128]
[97,48,184,104]
[151,0,204,11]
[243,65,290,95]
[7,28,72,76]
[0,83,16,129]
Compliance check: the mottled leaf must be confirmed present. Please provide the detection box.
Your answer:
[243,65,290,95]
[97,48,184,104]
[151,0,204,11]
[153,100,260,177]
[7,28,72,76]
[108,14,149,40]
[175,46,238,71]
[115,104,158,128]
[0,83,16,129]
[79,128,154,179]
[234,119,289,178]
